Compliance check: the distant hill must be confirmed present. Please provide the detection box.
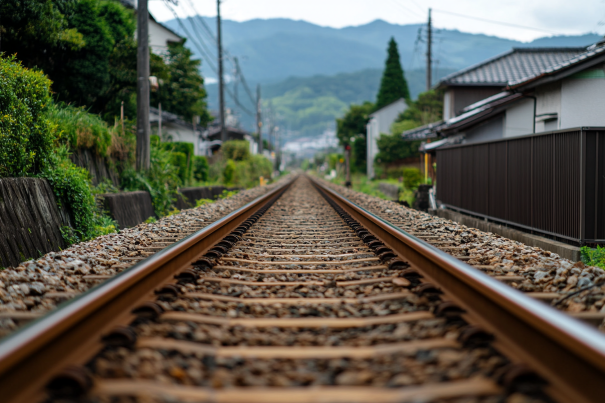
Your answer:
[162,17,600,82]
[205,67,456,138]
[161,16,600,139]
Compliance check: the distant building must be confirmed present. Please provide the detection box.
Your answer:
[366,98,407,179]
[119,0,183,55]
[401,42,605,150]
[431,42,605,147]
[438,47,586,120]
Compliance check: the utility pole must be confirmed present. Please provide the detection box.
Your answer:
[136,0,150,171]
[217,0,227,145]
[426,8,432,91]
[256,84,263,154]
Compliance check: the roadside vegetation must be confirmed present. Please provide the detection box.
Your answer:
[0,0,272,247]
[323,37,438,205]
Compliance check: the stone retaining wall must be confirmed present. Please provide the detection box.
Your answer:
[101,191,155,229]
[70,148,120,187]
[0,178,67,268]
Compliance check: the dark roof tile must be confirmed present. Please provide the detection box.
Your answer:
[440,48,586,86]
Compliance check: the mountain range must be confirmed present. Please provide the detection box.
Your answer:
[160,16,601,138]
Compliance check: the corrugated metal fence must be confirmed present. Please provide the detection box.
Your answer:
[436,127,605,245]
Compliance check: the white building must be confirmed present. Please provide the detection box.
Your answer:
[366,98,407,178]
[432,42,605,144]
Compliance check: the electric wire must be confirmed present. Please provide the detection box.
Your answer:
[433,9,562,34]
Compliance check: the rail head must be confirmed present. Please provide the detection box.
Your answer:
[310,176,605,403]
[0,176,296,403]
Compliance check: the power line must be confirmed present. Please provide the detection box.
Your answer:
[233,57,256,105]
[433,9,562,34]
[387,0,425,20]
[163,1,218,73]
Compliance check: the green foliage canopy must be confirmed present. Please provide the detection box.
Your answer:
[223,140,251,161]
[151,41,211,124]
[336,101,374,173]
[375,38,410,109]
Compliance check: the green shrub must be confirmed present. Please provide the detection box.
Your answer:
[217,189,239,200]
[402,167,423,190]
[46,103,113,157]
[195,198,213,207]
[193,156,209,182]
[169,151,188,185]
[233,154,273,188]
[0,56,55,176]
[0,57,114,243]
[581,246,605,270]
[223,140,250,161]
[121,140,180,217]
[223,159,236,184]
[40,146,101,241]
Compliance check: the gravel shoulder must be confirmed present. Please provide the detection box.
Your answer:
[319,178,605,329]
[0,175,293,338]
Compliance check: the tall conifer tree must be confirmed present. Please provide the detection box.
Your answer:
[375,37,410,109]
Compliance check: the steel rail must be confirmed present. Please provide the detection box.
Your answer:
[310,176,605,403]
[0,177,295,403]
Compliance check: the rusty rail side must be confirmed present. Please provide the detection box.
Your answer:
[0,177,295,403]
[311,176,605,403]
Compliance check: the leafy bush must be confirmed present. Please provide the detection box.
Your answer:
[0,56,55,177]
[233,155,273,188]
[169,151,188,185]
[223,140,250,161]
[402,167,423,190]
[121,140,180,217]
[46,103,113,157]
[193,156,209,182]
[195,198,213,207]
[0,57,114,243]
[40,146,106,241]
[581,246,605,270]
[223,159,236,184]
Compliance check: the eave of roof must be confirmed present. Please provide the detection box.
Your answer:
[438,47,587,88]
[507,44,605,90]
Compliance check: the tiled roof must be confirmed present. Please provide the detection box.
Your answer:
[440,48,586,86]
[509,44,605,87]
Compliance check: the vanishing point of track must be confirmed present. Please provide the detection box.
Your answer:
[1,176,605,403]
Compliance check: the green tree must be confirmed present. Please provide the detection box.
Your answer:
[0,0,84,73]
[336,101,374,172]
[52,0,115,107]
[375,133,420,164]
[375,37,410,109]
[151,41,211,124]
[394,88,443,130]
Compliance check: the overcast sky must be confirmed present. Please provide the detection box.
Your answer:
[149,0,605,42]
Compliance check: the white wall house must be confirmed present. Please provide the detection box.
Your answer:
[366,98,407,179]
[432,43,605,145]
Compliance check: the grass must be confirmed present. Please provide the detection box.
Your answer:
[581,246,605,270]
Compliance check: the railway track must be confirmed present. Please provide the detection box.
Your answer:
[1,175,605,402]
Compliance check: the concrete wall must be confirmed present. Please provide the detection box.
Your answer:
[0,179,67,268]
[561,65,605,129]
[464,114,504,143]
[148,20,181,55]
[535,82,561,132]
[70,148,120,187]
[101,191,155,230]
[432,208,581,262]
[504,98,534,137]
[367,99,407,178]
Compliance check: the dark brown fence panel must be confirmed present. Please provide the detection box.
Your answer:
[532,134,555,235]
[436,128,605,244]
[554,132,581,240]
[488,142,507,220]
[507,138,532,228]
